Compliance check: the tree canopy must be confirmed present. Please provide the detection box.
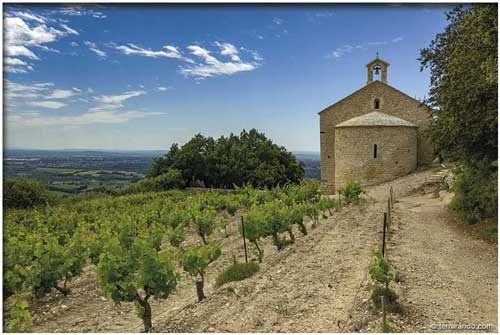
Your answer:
[419,4,497,162]
[420,4,497,226]
[147,129,305,188]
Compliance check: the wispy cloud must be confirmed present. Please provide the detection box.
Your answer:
[4,80,54,99]
[272,17,284,25]
[306,10,335,23]
[156,86,169,92]
[60,23,79,35]
[84,41,107,57]
[48,89,77,99]
[28,100,67,109]
[13,11,46,24]
[9,110,164,127]
[4,57,28,66]
[327,37,404,59]
[96,90,145,105]
[6,80,162,127]
[57,5,107,19]
[114,43,189,60]
[180,42,261,79]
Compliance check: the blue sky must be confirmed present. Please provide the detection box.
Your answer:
[3,4,455,151]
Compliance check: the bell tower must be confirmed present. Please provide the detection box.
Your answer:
[366,54,390,85]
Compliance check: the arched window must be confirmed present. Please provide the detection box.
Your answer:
[374,144,378,158]
[374,98,380,109]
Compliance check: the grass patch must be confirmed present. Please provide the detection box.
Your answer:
[215,261,259,288]
[474,219,498,242]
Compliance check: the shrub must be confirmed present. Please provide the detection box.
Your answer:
[449,160,497,224]
[97,234,179,332]
[215,261,259,287]
[368,251,402,314]
[368,251,393,287]
[179,243,221,301]
[370,286,399,310]
[7,297,32,332]
[131,168,186,193]
[3,178,51,210]
[339,181,365,204]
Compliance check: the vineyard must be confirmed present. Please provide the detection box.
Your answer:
[3,179,347,332]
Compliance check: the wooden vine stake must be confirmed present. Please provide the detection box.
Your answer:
[382,212,387,258]
[381,295,387,332]
[338,190,342,211]
[241,216,248,263]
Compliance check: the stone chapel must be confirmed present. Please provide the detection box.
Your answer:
[319,56,434,194]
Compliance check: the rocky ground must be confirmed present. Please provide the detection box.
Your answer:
[27,168,497,333]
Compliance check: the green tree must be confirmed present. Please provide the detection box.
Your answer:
[420,4,498,223]
[3,178,51,210]
[147,129,304,188]
[420,4,497,162]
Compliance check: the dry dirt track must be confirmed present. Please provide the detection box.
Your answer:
[386,194,497,332]
[29,169,497,333]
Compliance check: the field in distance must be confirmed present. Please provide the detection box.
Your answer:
[3,149,320,195]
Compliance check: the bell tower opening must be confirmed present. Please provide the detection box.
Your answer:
[366,54,390,85]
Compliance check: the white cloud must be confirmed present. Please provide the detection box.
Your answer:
[4,66,30,74]
[13,11,46,24]
[114,43,189,61]
[156,86,169,92]
[9,110,164,127]
[60,23,79,35]
[70,41,79,47]
[215,42,240,61]
[58,5,107,19]
[4,57,28,66]
[328,37,403,59]
[4,80,54,99]
[5,45,39,59]
[273,17,284,25]
[306,11,335,23]
[180,44,261,79]
[37,45,61,54]
[84,41,107,57]
[96,90,145,104]
[5,17,62,47]
[48,89,77,99]
[4,14,79,72]
[28,101,67,109]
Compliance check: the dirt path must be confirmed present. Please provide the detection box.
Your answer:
[28,168,497,333]
[346,173,498,333]
[387,193,498,332]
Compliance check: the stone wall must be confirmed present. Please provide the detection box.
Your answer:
[334,126,417,189]
[319,80,433,194]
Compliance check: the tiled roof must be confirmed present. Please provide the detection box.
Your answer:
[335,111,417,128]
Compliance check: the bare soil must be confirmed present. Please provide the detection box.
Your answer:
[27,168,497,333]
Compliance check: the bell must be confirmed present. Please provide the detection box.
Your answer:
[374,66,380,75]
